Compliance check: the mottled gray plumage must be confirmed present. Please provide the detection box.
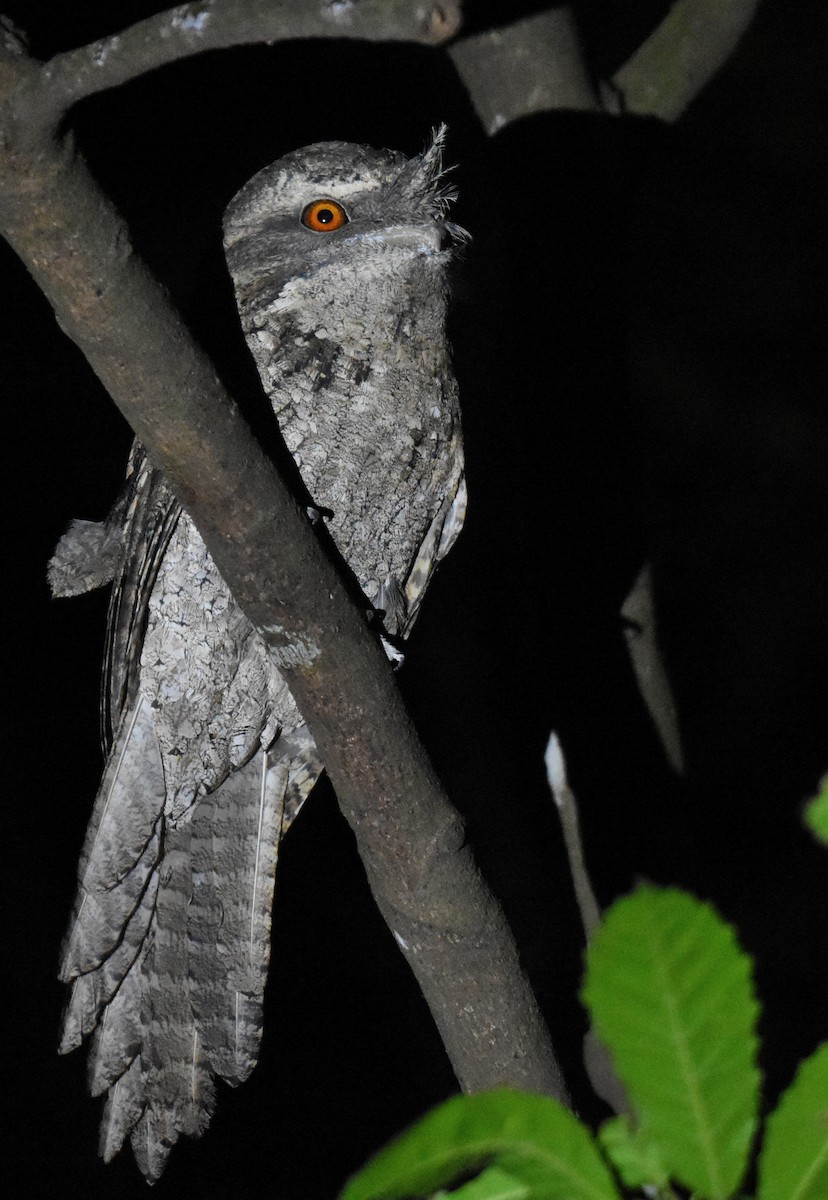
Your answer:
[51,130,466,1181]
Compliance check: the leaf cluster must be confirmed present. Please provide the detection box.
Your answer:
[341,887,828,1200]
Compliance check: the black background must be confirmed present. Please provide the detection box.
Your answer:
[4,1,828,1196]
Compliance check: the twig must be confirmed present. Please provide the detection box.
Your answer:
[545,733,602,941]
[545,733,628,1114]
[621,563,684,775]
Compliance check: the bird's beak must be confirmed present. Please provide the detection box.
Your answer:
[352,221,447,256]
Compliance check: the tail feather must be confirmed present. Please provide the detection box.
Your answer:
[60,696,165,980]
[144,835,216,1121]
[90,832,217,1182]
[99,1058,145,1164]
[60,866,159,1054]
[61,692,321,1178]
[88,940,150,1094]
[130,1105,173,1183]
[189,747,288,1082]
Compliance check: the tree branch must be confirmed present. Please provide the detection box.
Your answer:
[448,6,601,135]
[545,733,629,1116]
[0,18,568,1102]
[621,564,684,775]
[447,1,756,779]
[35,0,460,117]
[449,0,761,131]
[610,0,762,122]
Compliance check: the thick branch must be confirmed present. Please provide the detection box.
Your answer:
[36,0,460,117]
[0,32,567,1101]
[449,7,601,135]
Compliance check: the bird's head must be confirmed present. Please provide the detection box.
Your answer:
[223,127,467,327]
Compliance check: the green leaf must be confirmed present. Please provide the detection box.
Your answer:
[442,1165,530,1200]
[582,886,760,1199]
[339,1089,621,1200]
[597,1115,670,1190]
[757,1042,828,1200]
[804,776,828,844]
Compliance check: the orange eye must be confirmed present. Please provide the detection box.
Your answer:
[301,199,349,232]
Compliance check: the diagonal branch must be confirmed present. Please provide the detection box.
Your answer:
[0,19,568,1103]
[610,0,762,122]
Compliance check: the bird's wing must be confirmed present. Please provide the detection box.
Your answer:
[102,443,181,741]
[47,455,137,600]
[47,439,182,748]
[400,458,467,637]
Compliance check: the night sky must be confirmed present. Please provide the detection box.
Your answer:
[4,2,828,1196]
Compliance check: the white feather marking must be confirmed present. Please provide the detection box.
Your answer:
[190,1029,200,1106]
[249,752,269,967]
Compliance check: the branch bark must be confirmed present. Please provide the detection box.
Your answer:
[449,6,601,135]
[37,0,461,116]
[0,11,568,1102]
[448,0,761,129]
[610,0,762,122]
[621,564,685,775]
